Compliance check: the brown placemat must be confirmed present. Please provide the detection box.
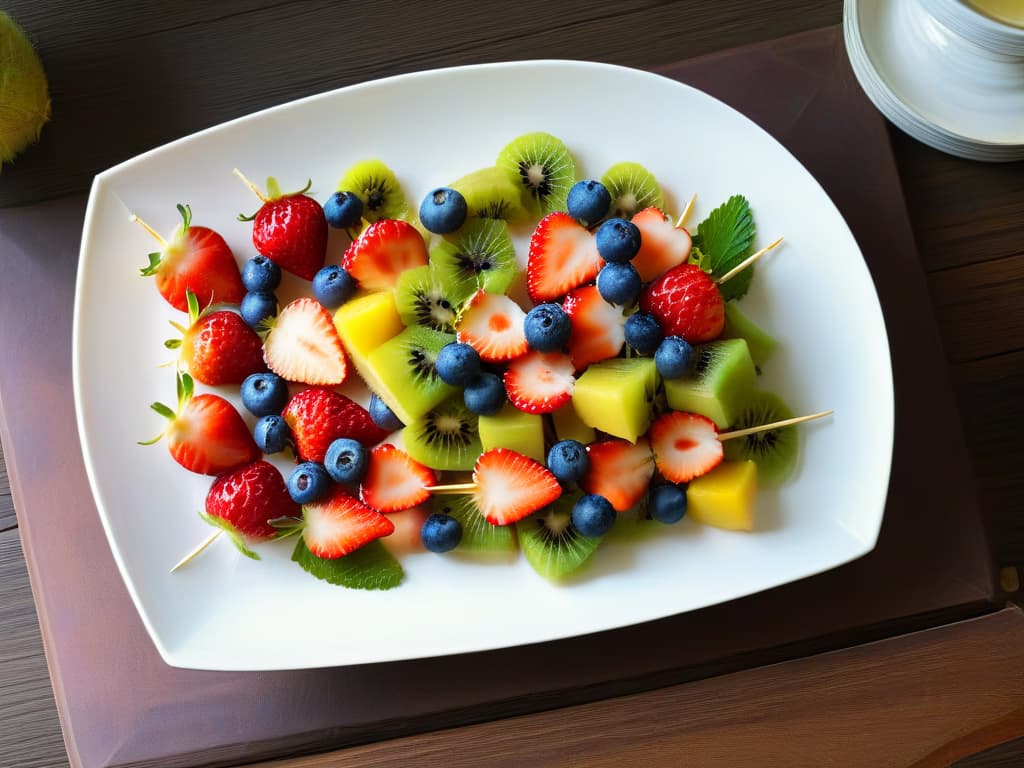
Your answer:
[0,26,994,768]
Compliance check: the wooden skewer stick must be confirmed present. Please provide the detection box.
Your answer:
[232,167,269,202]
[129,213,167,245]
[170,530,221,573]
[423,482,478,495]
[675,193,698,228]
[718,410,834,442]
[716,236,785,285]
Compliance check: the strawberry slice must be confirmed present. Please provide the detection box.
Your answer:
[342,219,428,290]
[263,298,348,385]
[283,388,388,463]
[360,444,436,513]
[649,411,724,483]
[302,485,395,558]
[630,207,693,282]
[472,448,562,525]
[456,290,529,362]
[503,351,575,414]
[580,438,655,512]
[526,211,603,303]
[563,285,626,370]
[169,290,267,386]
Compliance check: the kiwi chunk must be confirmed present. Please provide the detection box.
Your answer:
[516,492,603,581]
[402,397,483,471]
[722,390,797,486]
[430,218,517,296]
[395,264,474,334]
[450,166,530,223]
[496,132,576,218]
[663,339,756,429]
[362,326,456,425]
[721,302,777,369]
[430,494,516,555]
[600,161,666,220]
[337,159,408,224]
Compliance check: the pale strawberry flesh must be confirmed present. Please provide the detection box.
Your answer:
[580,438,655,512]
[650,411,724,483]
[303,486,395,559]
[264,298,348,385]
[472,448,562,525]
[526,212,603,303]
[563,285,626,370]
[630,207,692,283]
[342,219,428,290]
[456,290,529,362]
[360,444,436,513]
[504,351,575,414]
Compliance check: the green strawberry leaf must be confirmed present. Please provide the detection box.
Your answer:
[199,511,260,561]
[292,539,404,590]
[692,194,756,300]
[717,262,754,302]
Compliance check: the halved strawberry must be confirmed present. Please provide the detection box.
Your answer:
[471,448,562,525]
[342,219,428,290]
[649,411,723,483]
[205,460,298,541]
[504,351,574,414]
[263,298,348,385]
[580,438,655,512]
[640,263,724,344]
[526,211,603,303]
[282,388,388,463]
[360,444,436,513]
[302,485,395,558]
[563,285,626,370]
[238,176,327,281]
[630,207,693,282]
[168,290,267,385]
[456,290,528,362]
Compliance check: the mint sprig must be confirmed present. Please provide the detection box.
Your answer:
[692,195,756,301]
[292,539,404,590]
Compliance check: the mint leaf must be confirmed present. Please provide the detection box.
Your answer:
[693,195,756,301]
[292,539,403,590]
[198,512,260,561]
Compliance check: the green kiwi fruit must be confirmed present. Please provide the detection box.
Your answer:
[362,326,456,425]
[496,132,576,218]
[430,218,517,296]
[402,397,483,471]
[722,390,798,486]
[663,339,757,429]
[600,161,666,220]
[604,495,660,543]
[516,492,603,581]
[337,159,408,223]
[450,166,530,223]
[394,264,474,333]
[430,494,516,555]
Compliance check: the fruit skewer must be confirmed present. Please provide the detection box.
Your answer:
[715,236,785,285]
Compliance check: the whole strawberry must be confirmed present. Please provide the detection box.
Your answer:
[282,388,388,463]
[137,204,245,312]
[639,262,724,344]
[236,171,327,280]
[204,460,299,541]
[167,290,267,385]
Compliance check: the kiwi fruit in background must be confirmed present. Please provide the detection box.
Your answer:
[394,264,473,333]
[0,12,50,169]
[723,390,798,485]
[430,494,516,555]
[403,397,483,472]
[450,166,530,223]
[516,492,603,581]
[496,132,577,218]
[430,218,517,296]
[337,159,408,224]
[600,161,666,220]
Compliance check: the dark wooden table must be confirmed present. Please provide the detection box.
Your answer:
[1,1,1022,766]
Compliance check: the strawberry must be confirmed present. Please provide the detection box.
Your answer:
[301,485,395,559]
[630,207,693,282]
[342,219,428,290]
[580,438,655,512]
[526,211,603,303]
[563,285,626,370]
[263,298,348,385]
[360,444,436,513]
[282,387,388,463]
[205,460,298,541]
[640,263,725,344]
[471,448,562,525]
[649,411,724,483]
[456,290,529,363]
[143,372,260,475]
[238,174,327,280]
[503,351,575,414]
[138,204,245,312]
[167,290,266,385]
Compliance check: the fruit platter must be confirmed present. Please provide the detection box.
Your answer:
[73,61,893,670]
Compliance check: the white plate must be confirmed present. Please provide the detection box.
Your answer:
[73,60,893,671]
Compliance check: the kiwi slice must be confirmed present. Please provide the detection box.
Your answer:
[600,162,666,220]
[402,397,483,471]
[663,339,757,429]
[337,159,408,224]
[394,264,473,333]
[516,492,603,581]
[362,326,457,425]
[722,390,797,486]
[430,494,516,555]
[496,132,576,218]
[450,166,530,223]
[430,218,517,296]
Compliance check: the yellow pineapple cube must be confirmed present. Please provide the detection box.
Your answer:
[571,358,657,443]
[686,460,758,531]
[333,292,404,376]
[478,403,545,463]
[551,403,597,445]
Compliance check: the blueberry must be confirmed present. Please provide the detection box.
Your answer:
[421,513,463,553]
[523,303,571,352]
[242,255,281,293]
[649,484,687,524]
[436,342,482,386]
[240,291,277,327]
[566,179,611,226]
[287,462,331,504]
[253,414,292,454]
[595,218,641,263]
[241,372,289,416]
[419,187,468,234]
[571,494,616,537]
[312,265,356,309]
[324,191,364,229]
[546,439,590,485]
[655,336,695,379]
[368,393,404,432]
[463,372,506,415]
[597,262,642,306]
[624,312,664,354]
[324,438,368,484]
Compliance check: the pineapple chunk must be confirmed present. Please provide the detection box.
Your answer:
[478,403,545,463]
[551,403,596,445]
[333,291,404,377]
[686,460,758,531]
[571,357,657,443]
